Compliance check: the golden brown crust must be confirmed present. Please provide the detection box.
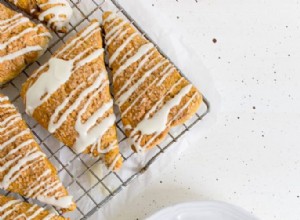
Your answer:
[102,12,202,151]
[0,195,68,220]
[0,94,75,212]
[21,20,123,171]
[0,3,50,85]
[6,0,72,33]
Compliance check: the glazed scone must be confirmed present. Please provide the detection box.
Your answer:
[0,194,68,220]
[21,20,123,171]
[102,12,203,152]
[0,94,75,212]
[6,0,73,33]
[0,3,51,85]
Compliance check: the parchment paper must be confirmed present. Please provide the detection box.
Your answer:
[0,0,220,218]
[88,0,220,219]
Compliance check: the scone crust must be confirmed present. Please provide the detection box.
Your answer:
[102,12,202,151]
[0,195,68,220]
[0,94,75,212]
[0,3,50,85]
[21,20,122,171]
[6,0,73,33]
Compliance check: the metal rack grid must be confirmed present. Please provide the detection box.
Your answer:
[0,0,210,219]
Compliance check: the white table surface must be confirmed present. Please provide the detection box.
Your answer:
[114,1,300,220]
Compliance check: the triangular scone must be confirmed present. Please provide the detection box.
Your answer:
[6,0,72,33]
[0,3,51,85]
[0,195,68,220]
[102,12,203,152]
[21,20,123,171]
[0,94,75,212]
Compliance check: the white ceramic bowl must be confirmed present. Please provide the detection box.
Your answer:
[146,201,259,220]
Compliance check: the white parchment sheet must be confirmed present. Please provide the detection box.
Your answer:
[0,0,219,219]
[88,0,220,219]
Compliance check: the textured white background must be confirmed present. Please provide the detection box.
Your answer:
[112,1,300,220]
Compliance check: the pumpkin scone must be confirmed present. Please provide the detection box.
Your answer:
[6,0,73,33]
[21,20,123,171]
[0,3,51,85]
[0,94,75,212]
[0,194,68,220]
[102,12,203,152]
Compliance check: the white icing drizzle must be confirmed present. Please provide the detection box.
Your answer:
[0,98,73,210]
[0,113,19,127]
[25,21,115,156]
[48,72,105,131]
[14,202,57,220]
[30,176,54,198]
[0,96,9,102]
[0,103,15,109]
[157,67,176,86]
[75,48,104,69]
[0,201,22,219]
[0,46,42,64]
[0,117,21,133]
[0,14,50,66]
[121,65,173,117]
[1,126,18,137]
[41,181,62,197]
[0,199,20,212]
[47,68,115,154]
[102,13,117,26]
[54,190,64,197]
[1,17,29,32]
[43,213,56,220]
[26,205,44,220]
[113,43,154,81]
[48,79,89,133]
[115,49,156,99]
[37,195,74,209]
[0,154,23,173]
[59,22,100,58]
[108,154,121,171]
[106,23,129,47]
[26,58,74,115]
[106,20,127,40]
[30,22,100,80]
[90,140,118,155]
[135,84,193,135]
[74,77,115,153]
[30,8,37,13]
[109,33,138,66]
[30,179,61,199]
[126,79,193,151]
[26,23,101,115]
[38,0,73,31]
[25,169,52,197]
[172,92,199,121]
[27,204,38,213]
[0,140,34,172]
[142,92,198,151]
[0,24,49,50]
[106,17,119,31]
[117,60,168,106]
[119,48,134,64]
[0,149,45,189]
[74,113,116,154]
[0,13,22,27]
[14,203,43,220]
[33,32,52,39]
[0,129,30,151]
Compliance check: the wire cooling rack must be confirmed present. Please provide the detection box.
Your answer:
[0,0,210,219]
